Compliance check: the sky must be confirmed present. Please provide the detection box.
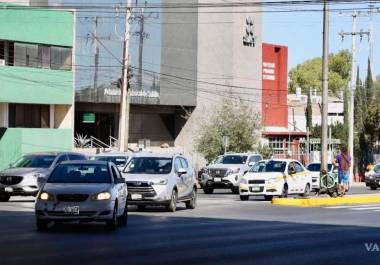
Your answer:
[263,3,380,80]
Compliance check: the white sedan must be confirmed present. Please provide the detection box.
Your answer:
[239,159,312,201]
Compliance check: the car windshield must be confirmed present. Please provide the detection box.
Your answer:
[124,157,172,174]
[250,160,287,173]
[95,156,129,167]
[374,165,380,173]
[48,164,111,183]
[221,155,248,164]
[307,164,333,172]
[12,155,56,168]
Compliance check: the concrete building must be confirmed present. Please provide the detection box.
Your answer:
[0,1,75,169]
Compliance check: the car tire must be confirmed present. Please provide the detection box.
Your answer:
[280,185,288,198]
[36,218,49,231]
[0,193,10,202]
[370,185,378,190]
[185,189,197,209]
[203,187,214,194]
[240,195,249,201]
[302,184,311,197]
[231,187,239,194]
[117,202,128,227]
[264,195,273,201]
[106,205,118,231]
[167,190,178,212]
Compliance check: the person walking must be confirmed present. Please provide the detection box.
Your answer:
[334,146,351,196]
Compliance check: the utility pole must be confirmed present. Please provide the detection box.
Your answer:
[119,0,132,152]
[94,16,99,100]
[339,13,370,182]
[321,1,329,172]
[368,1,380,73]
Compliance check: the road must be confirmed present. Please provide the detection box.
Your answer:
[1,185,380,265]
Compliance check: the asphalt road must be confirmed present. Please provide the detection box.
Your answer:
[1,185,380,265]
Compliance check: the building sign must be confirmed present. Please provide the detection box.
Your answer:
[104,88,121,96]
[263,62,276,80]
[243,16,256,47]
[82,113,95,124]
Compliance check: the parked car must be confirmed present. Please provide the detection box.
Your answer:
[122,153,197,212]
[306,163,338,191]
[200,153,262,194]
[365,163,380,190]
[0,152,87,202]
[239,159,312,201]
[93,152,132,171]
[35,160,128,231]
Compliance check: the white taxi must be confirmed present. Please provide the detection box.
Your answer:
[239,159,312,201]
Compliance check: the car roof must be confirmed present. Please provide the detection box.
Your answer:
[224,153,261,156]
[259,159,298,163]
[60,160,109,166]
[95,152,131,157]
[24,152,84,156]
[131,152,180,158]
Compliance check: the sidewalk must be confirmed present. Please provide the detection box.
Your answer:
[272,193,380,207]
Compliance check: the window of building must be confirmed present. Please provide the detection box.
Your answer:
[38,45,51,69]
[8,104,50,128]
[0,40,14,66]
[51,46,72,70]
[14,43,39,68]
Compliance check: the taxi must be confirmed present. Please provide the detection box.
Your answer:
[239,159,312,201]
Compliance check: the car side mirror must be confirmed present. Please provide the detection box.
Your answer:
[37,177,46,184]
[116,178,126,184]
[177,168,187,176]
[248,162,255,167]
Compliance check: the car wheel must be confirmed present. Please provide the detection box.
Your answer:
[231,187,239,194]
[302,184,311,197]
[203,187,214,194]
[167,190,178,212]
[185,189,197,209]
[280,185,288,198]
[240,195,249,201]
[370,185,378,190]
[0,193,10,202]
[36,218,49,231]
[264,195,273,201]
[106,205,118,231]
[117,202,128,227]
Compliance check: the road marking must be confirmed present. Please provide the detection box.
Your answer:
[324,204,379,209]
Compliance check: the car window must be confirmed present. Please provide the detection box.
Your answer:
[174,158,182,172]
[95,156,129,167]
[12,155,56,168]
[124,157,173,174]
[294,162,304,173]
[288,162,296,173]
[180,158,189,169]
[48,164,111,183]
[111,166,119,182]
[249,160,286,173]
[248,155,262,163]
[68,154,86,161]
[56,155,68,165]
[374,165,380,173]
[221,155,248,164]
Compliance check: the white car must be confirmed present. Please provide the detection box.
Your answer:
[122,153,197,212]
[239,159,312,201]
[306,163,338,191]
[93,152,132,171]
[200,153,263,194]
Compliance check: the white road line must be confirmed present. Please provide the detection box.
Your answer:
[350,206,380,211]
[324,204,380,209]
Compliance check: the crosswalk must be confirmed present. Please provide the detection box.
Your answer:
[324,204,380,212]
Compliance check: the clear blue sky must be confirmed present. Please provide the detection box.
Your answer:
[263,3,380,80]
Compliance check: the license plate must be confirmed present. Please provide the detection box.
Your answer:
[4,187,13,193]
[250,186,261,192]
[64,206,80,215]
[214,177,222,183]
[131,194,142,200]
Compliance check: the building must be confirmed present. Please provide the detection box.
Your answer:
[0,1,75,169]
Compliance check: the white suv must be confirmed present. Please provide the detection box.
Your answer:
[122,153,197,212]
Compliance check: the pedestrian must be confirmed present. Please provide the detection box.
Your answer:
[334,145,351,196]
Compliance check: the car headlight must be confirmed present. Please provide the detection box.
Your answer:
[240,178,248,185]
[150,179,168,185]
[268,178,278,185]
[93,192,111,201]
[39,191,54,201]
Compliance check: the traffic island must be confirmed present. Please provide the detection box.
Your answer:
[272,194,380,207]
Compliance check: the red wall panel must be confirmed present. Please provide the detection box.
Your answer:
[262,43,288,128]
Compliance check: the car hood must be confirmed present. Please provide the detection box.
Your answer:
[308,171,320,178]
[0,167,49,176]
[42,183,112,195]
[122,173,169,182]
[207,164,245,170]
[243,172,284,180]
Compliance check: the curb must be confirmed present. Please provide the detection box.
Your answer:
[272,194,380,207]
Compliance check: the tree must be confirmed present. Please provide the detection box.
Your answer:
[305,90,312,130]
[195,100,261,162]
[354,67,363,129]
[311,123,347,144]
[289,50,351,96]
[365,58,374,104]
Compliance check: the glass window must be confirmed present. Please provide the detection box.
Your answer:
[111,166,118,182]
[12,155,56,168]
[294,162,304,173]
[307,163,333,172]
[374,165,380,173]
[56,155,68,165]
[250,160,287,173]
[180,158,189,169]
[68,154,87,161]
[51,46,72,70]
[95,156,129,167]
[124,157,172,174]
[48,164,111,183]
[174,158,182,171]
[249,155,262,163]
[38,45,51,69]
[8,104,50,128]
[221,155,248,164]
[14,43,39,67]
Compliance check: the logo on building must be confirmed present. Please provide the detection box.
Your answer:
[263,62,276,81]
[243,16,256,47]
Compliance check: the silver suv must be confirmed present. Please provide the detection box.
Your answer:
[200,153,262,194]
[0,152,87,202]
[122,153,197,212]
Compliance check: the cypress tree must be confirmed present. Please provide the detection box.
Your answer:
[305,89,313,131]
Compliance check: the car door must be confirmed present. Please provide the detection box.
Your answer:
[174,157,186,198]
[111,165,127,213]
[286,162,297,194]
[294,161,307,192]
[180,157,193,197]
